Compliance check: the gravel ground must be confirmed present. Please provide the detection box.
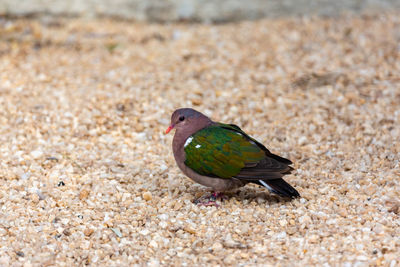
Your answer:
[0,14,399,266]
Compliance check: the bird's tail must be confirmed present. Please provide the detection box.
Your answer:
[258,178,300,198]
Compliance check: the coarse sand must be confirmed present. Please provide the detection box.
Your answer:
[0,13,399,266]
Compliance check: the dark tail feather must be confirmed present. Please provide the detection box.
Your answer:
[268,153,293,165]
[258,178,300,198]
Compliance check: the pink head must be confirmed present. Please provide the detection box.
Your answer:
[165,108,212,135]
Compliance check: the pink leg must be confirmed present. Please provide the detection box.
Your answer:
[194,192,228,207]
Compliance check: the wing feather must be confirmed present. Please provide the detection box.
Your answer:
[184,124,293,181]
[184,125,264,178]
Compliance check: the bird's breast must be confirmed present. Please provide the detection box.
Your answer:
[172,134,188,165]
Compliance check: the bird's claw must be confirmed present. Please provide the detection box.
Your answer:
[212,192,228,201]
[195,200,220,207]
[194,192,227,207]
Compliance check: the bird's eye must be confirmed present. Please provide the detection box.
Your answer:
[179,116,185,121]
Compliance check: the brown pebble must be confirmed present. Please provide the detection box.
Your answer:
[279,219,288,227]
[212,242,223,252]
[79,189,89,200]
[135,124,144,132]
[30,194,40,203]
[183,225,196,235]
[363,185,377,195]
[84,228,94,237]
[63,228,71,236]
[142,192,152,201]
[173,201,183,210]
[223,254,236,265]
[308,234,319,243]
[385,200,400,214]
[338,208,348,217]
[191,98,202,106]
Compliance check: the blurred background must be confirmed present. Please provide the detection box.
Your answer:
[1,0,400,22]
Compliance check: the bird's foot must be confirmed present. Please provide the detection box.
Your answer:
[194,192,227,207]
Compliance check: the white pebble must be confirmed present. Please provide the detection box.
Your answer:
[149,240,158,248]
[30,150,43,159]
[140,229,150,235]
[298,136,308,146]
[275,231,287,239]
[158,214,169,221]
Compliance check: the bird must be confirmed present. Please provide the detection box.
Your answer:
[165,108,300,206]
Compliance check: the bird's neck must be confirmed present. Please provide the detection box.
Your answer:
[172,130,188,151]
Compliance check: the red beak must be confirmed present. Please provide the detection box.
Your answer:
[165,125,173,134]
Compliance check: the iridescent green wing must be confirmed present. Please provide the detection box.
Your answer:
[183,124,265,178]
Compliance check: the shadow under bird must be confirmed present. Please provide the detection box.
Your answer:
[165,108,300,206]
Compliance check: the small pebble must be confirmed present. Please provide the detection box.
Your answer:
[212,242,223,252]
[63,229,71,236]
[30,150,43,159]
[224,254,236,265]
[111,228,123,238]
[142,192,152,201]
[79,189,90,200]
[84,228,94,237]
[183,225,196,235]
[30,194,40,203]
[149,240,158,248]
[298,136,308,146]
[308,234,319,243]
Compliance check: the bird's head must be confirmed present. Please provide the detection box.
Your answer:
[165,108,211,134]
